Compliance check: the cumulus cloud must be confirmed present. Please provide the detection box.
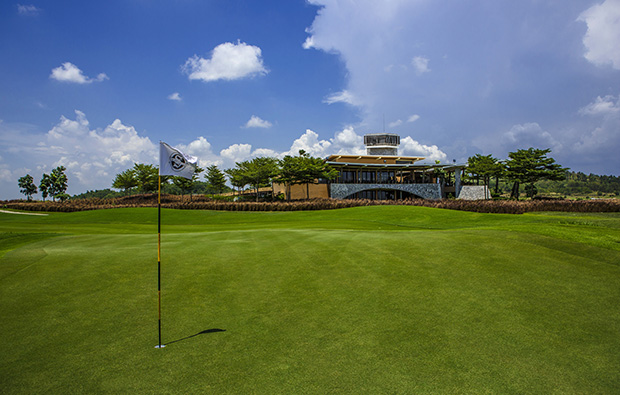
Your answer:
[302,0,446,129]
[473,122,563,161]
[467,91,620,174]
[17,4,41,16]
[0,111,155,195]
[285,127,445,160]
[182,41,268,82]
[330,127,365,154]
[1,115,452,198]
[168,92,182,101]
[578,0,620,69]
[411,56,430,75]
[400,136,447,162]
[500,123,563,155]
[210,126,381,166]
[388,119,403,128]
[243,115,272,129]
[288,130,333,157]
[220,143,253,163]
[50,62,108,84]
[573,93,620,159]
[46,112,154,183]
[177,136,222,168]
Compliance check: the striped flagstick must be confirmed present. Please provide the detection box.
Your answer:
[156,142,197,349]
[156,175,164,348]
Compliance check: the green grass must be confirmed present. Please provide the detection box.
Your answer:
[1,207,619,393]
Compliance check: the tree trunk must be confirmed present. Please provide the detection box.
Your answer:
[510,181,520,200]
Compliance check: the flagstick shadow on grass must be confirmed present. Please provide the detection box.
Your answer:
[165,329,226,346]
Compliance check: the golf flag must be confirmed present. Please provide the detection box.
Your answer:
[159,141,198,180]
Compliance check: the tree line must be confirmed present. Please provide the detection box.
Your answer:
[465,148,568,199]
[18,166,69,202]
[536,171,620,197]
[16,147,618,202]
[110,150,337,201]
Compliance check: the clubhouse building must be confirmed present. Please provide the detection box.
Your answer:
[274,133,484,200]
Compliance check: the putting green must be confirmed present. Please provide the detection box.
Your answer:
[1,207,619,393]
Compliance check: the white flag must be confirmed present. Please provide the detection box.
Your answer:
[159,141,198,180]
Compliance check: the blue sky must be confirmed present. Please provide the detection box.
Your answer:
[1,0,619,199]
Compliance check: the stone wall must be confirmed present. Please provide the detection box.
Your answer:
[457,185,490,200]
[330,183,443,200]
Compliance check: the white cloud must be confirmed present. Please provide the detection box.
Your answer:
[301,0,620,175]
[411,56,430,75]
[330,127,366,155]
[288,129,332,157]
[17,4,41,16]
[0,115,457,198]
[182,41,268,82]
[400,136,447,162]
[503,123,562,152]
[0,111,155,195]
[323,90,361,106]
[220,143,253,163]
[180,136,212,157]
[177,136,221,168]
[579,95,620,116]
[573,93,620,157]
[252,148,280,157]
[573,121,620,156]
[388,114,419,128]
[285,126,445,160]
[302,35,316,50]
[473,122,563,160]
[168,92,182,101]
[244,115,273,129]
[50,62,108,84]
[302,0,440,128]
[578,0,620,70]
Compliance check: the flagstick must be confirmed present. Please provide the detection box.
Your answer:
[156,175,165,348]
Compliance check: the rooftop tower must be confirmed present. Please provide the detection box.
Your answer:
[364,133,400,156]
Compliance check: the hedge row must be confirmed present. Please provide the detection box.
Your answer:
[3,195,620,214]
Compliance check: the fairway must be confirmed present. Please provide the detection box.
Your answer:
[1,206,619,393]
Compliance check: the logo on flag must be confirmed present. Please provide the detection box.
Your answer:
[170,152,188,171]
[159,142,198,180]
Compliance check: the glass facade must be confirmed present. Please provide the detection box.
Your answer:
[335,168,427,184]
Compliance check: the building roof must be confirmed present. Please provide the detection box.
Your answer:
[326,161,466,171]
[326,154,425,164]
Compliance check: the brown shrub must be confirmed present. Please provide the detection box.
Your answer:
[3,195,620,214]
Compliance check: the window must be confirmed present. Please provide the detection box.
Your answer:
[378,171,395,183]
[361,171,376,183]
[337,170,356,183]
